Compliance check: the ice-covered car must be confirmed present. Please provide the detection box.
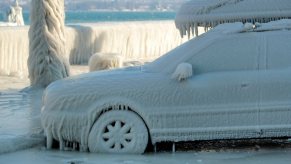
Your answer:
[41,20,291,154]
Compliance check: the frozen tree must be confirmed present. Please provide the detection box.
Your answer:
[28,0,70,87]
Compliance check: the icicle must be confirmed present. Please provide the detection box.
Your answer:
[191,23,195,37]
[179,28,183,38]
[58,126,64,150]
[73,142,77,150]
[154,144,157,153]
[182,25,187,37]
[187,23,191,39]
[172,143,176,153]
[65,140,69,147]
[194,23,198,37]
[45,128,53,149]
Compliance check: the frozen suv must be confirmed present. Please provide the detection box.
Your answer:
[41,20,291,154]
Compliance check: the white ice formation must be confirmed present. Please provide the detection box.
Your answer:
[41,19,291,153]
[4,0,24,26]
[0,22,18,26]
[28,0,70,87]
[88,53,123,72]
[171,63,193,82]
[0,21,187,77]
[175,0,291,37]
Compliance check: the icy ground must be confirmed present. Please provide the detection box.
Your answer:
[0,66,88,154]
[0,88,44,154]
[1,66,291,163]
[1,146,291,164]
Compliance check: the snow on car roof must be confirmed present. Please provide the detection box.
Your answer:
[254,19,291,31]
[175,0,291,37]
[212,19,291,34]
[144,19,291,73]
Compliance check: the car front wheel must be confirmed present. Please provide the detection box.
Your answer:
[88,110,148,154]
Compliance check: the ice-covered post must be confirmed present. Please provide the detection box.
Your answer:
[13,0,25,26]
[28,0,70,87]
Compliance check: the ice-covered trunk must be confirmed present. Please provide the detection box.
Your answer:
[28,0,70,87]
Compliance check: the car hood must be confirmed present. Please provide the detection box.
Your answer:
[43,66,165,106]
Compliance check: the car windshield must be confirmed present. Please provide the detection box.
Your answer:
[142,31,221,74]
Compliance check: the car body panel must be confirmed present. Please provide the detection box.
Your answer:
[41,20,291,152]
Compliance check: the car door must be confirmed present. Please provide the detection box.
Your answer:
[259,32,291,137]
[176,34,262,140]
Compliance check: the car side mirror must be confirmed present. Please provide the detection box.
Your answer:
[171,63,193,82]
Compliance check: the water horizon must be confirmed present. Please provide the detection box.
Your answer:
[0,11,176,25]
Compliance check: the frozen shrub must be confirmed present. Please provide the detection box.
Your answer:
[89,53,123,72]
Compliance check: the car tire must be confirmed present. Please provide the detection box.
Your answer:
[88,110,148,154]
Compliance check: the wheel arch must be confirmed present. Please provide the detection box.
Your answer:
[87,97,153,146]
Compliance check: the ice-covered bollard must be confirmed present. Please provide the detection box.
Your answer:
[5,0,24,26]
[89,53,124,72]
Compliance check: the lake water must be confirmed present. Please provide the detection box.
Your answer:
[0,11,176,25]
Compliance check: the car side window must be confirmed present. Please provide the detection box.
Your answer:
[266,33,291,69]
[188,34,259,74]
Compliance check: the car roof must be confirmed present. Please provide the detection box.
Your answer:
[212,19,291,34]
[144,19,291,74]
[175,0,291,37]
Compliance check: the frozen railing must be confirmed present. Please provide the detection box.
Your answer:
[0,21,187,77]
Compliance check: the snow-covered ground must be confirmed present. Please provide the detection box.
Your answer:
[0,88,44,154]
[0,66,88,154]
[1,146,291,164]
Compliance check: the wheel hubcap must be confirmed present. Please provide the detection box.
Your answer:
[102,120,133,151]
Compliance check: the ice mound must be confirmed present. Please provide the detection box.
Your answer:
[89,53,123,72]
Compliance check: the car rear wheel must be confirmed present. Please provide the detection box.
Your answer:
[88,110,148,154]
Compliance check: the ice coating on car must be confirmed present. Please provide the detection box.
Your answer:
[41,20,291,153]
[171,63,193,82]
[175,0,291,37]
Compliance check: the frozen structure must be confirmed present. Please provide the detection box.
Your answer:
[28,0,70,87]
[175,0,291,37]
[0,21,186,77]
[41,20,291,153]
[4,0,24,26]
[88,53,123,72]
[0,22,18,26]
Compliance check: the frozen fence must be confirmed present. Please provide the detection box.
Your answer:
[0,21,187,77]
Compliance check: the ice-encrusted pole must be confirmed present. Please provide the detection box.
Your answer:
[28,0,70,87]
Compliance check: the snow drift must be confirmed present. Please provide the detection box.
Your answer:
[0,21,187,77]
